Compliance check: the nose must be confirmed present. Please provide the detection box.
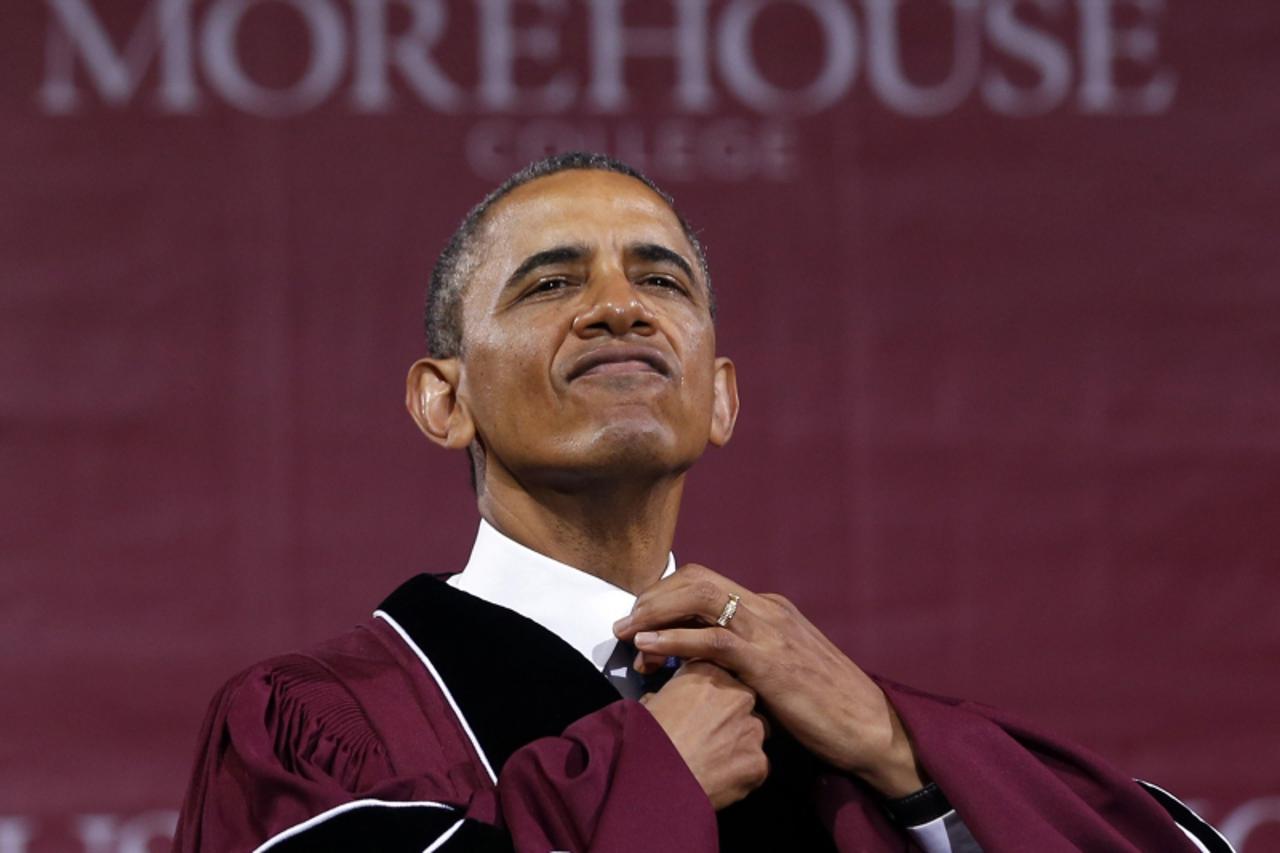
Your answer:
[571,273,656,339]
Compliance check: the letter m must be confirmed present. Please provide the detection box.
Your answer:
[39,0,196,113]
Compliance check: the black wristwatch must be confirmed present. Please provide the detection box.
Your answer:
[883,782,953,826]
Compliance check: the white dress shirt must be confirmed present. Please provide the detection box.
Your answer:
[448,520,973,853]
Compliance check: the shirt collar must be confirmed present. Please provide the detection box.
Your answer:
[446,519,676,671]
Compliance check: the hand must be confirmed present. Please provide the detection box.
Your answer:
[614,564,925,798]
[640,660,770,810]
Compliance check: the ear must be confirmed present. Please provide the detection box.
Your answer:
[406,357,475,450]
[708,356,739,447]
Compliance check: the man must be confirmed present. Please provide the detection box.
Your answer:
[175,153,1230,852]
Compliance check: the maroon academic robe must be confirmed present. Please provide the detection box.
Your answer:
[174,574,1212,852]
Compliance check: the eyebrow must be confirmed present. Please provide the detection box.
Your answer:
[503,245,589,291]
[501,241,699,293]
[627,242,696,284]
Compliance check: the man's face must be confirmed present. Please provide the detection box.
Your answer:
[447,169,737,488]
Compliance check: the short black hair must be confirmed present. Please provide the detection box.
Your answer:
[424,151,713,358]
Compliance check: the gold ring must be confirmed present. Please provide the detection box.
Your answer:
[715,593,741,627]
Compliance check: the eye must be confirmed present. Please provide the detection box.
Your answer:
[527,276,572,296]
[640,274,687,294]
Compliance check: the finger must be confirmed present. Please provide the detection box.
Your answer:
[673,660,755,695]
[752,710,772,740]
[617,575,747,639]
[633,627,755,677]
[673,659,721,679]
[613,564,733,636]
[632,649,672,675]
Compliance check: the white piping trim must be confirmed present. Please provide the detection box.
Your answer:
[1138,780,1235,852]
[252,799,453,852]
[1180,825,1212,853]
[374,609,499,784]
[423,818,466,852]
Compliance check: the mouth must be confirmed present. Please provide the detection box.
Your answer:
[566,345,672,382]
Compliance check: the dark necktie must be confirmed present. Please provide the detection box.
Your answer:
[603,640,677,699]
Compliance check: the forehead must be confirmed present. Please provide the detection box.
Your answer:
[475,170,695,271]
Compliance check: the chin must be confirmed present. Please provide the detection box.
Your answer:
[542,422,698,485]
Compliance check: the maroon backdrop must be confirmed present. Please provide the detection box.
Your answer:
[3,1,1278,850]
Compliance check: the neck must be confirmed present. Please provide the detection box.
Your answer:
[477,467,683,594]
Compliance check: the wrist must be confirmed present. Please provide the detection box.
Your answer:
[848,703,926,798]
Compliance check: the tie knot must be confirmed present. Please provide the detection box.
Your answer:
[603,640,677,699]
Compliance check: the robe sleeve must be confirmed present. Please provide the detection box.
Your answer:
[498,699,718,852]
[173,655,716,853]
[812,676,1210,853]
